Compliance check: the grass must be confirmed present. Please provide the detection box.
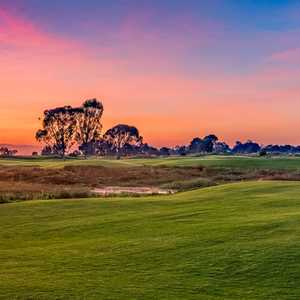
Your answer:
[1,154,300,200]
[2,155,300,170]
[2,162,300,202]
[1,181,300,299]
[0,165,207,201]
[0,181,93,203]
[160,177,215,191]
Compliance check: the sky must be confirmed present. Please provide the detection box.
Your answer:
[1,0,300,152]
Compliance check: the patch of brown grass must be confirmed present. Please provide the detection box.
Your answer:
[0,181,93,203]
[0,165,206,187]
[0,165,299,202]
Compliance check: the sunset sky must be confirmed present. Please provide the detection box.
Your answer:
[1,0,300,152]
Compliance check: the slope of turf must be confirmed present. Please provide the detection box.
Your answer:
[2,155,300,170]
[1,181,300,299]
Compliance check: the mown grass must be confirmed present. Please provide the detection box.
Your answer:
[1,181,300,299]
[2,155,300,170]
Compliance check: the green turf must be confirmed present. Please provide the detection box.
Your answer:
[1,181,300,299]
[2,155,300,170]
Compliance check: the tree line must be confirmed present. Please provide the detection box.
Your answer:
[35,99,143,158]
[32,98,300,158]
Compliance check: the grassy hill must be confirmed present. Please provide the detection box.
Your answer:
[1,181,300,299]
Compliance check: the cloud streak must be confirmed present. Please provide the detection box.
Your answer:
[0,7,75,51]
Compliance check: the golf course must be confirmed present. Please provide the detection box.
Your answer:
[2,1,300,298]
[1,156,300,299]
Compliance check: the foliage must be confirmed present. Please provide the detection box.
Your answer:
[232,140,261,154]
[33,99,300,158]
[0,147,17,157]
[41,145,55,156]
[188,134,221,154]
[263,144,300,154]
[103,124,143,157]
[76,99,104,156]
[36,106,78,157]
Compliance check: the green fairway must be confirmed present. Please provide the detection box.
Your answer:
[2,155,300,170]
[1,181,300,299]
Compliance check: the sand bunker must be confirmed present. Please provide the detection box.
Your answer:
[93,186,175,196]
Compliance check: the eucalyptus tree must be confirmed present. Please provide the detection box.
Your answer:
[103,124,143,158]
[36,106,78,158]
[75,99,104,156]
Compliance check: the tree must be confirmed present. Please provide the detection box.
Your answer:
[214,142,230,154]
[189,137,204,153]
[177,146,187,156]
[76,99,104,156]
[0,147,18,157]
[139,143,159,156]
[41,145,55,156]
[232,140,261,154]
[203,134,218,152]
[159,147,171,156]
[69,150,81,157]
[259,149,267,156]
[103,124,143,158]
[36,106,78,158]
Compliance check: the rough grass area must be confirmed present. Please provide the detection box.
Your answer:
[1,181,300,299]
[0,181,93,203]
[2,162,300,201]
[160,177,215,191]
[0,165,205,201]
[0,165,206,187]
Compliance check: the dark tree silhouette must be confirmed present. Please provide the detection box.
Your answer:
[189,137,204,153]
[214,142,230,153]
[41,145,54,156]
[0,147,18,157]
[159,147,171,156]
[36,106,78,158]
[262,144,300,154]
[188,135,219,153]
[103,124,143,158]
[232,140,261,154]
[76,99,104,156]
[139,143,159,156]
[203,134,218,152]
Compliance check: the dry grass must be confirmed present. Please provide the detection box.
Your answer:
[0,165,206,187]
[1,164,300,202]
[0,181,93,203]
[0,165,206,202]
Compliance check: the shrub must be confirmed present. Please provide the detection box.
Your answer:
[161,178,215,191]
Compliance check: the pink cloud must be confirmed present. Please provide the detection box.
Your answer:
[0,7,77,51]
[270,48,300,64]
[81,8,222,75]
